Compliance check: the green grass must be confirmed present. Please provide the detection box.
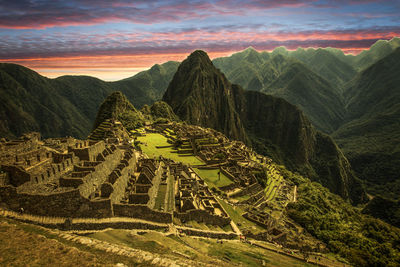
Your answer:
[193,168,233,188]
[0,218,148,266]
[154,184,167,210]
[217,199,264,234]
[137,133,204,165]
[108,229,316,267]
[233,194,251,202]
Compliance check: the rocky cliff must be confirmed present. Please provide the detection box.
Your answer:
[163,50,247,142]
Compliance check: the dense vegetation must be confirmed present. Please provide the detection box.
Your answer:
[283,168,400,267]
[93,92,178,133]
[333,47,400,199]
[0,61,178,139]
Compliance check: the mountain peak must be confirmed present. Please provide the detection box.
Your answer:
[92,91,139,130]
[163,50,247,141]
[186,50,212,63]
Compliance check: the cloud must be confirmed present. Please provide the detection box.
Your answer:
[1,0,398,29]
[1,26,399,61]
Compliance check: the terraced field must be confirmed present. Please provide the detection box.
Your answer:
[264,165,284,202]
[193,168,234,189]
[137,133,236,190]
[137,133,203,166]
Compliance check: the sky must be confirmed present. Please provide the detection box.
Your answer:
[0,0,399,81]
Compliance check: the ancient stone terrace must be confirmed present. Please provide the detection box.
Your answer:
[0,133,141,218]
[149,123,298,236]
[0,133,77,188]
[0,124,296,240]
[172,163,231,226]
[88,119,130,143]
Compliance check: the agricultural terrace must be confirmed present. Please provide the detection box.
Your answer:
[136,133,203,166]
[136,133,235,189]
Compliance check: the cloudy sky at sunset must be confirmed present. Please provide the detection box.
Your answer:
[1,0,399,80]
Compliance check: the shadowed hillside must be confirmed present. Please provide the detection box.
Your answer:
[333,47,400,199]
[0,61,179,139]
[214,49,347,133]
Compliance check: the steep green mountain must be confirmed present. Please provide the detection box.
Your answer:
[333,47,400,199]
[0,61,179,139]
[284,168,400,267]
[214,50,348,133]
[92,91,144,131]
[163,50,247,142]
[141,101,179,122]
[213,48,270,94]
[290,48,357,89]
[351,37,400,70]
[263,61,345,132]
[163,50,366,204]
[111,61,179,108]
[0,63,90,139]
[53,75,115,122]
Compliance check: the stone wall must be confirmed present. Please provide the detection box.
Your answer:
[68,141,105,161]
[109,150,136,204]
[32,158,74,185]
[77,148,122,198]
[113,203,172,223]
[219,183,239,192]
[176,227,236,239]
[230,183,262,198]
[0,186,112,218]
[0,172,8,186]
[3,156,75,187]
[174,209,230,226]
[146,162,163,209]
[1,165,30,186]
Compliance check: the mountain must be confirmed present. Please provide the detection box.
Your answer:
[363,196,400,228]
[164,50,366,204]
[0,61,179,139]
[214,50,348,133]
[289,48,357,89]
[333,47,400,199]
[262,60,345,132]
[0,63,90,139]
[351,37,400,71]
[163,50,247,142]
[111,61,179,108]
[92,91,144,131]
[141,101,179,122]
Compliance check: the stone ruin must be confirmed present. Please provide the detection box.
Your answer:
[0,131,232,228]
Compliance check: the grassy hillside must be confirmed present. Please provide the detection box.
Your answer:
[0,61,178,139]
[0,63,91,139]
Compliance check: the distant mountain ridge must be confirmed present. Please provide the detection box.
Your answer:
[0,61,179,139]
[163,50,366,205]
